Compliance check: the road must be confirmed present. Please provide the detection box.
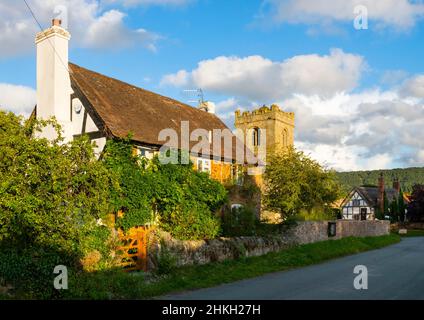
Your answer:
[163,237,424,300]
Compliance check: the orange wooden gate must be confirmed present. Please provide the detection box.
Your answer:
[117,226,149,272]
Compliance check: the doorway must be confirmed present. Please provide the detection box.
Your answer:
[360,208,367,221]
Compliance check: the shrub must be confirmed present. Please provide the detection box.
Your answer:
[221,206,259,237]
[0,246,76,299]
[159,202,221,240]
[155,241,178,275]
[0,111,117,297]
[0,111,115,254]
[291,206,337,222]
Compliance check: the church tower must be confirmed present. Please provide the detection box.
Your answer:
[234,104,295,164]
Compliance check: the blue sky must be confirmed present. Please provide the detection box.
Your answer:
[1,0,424,171]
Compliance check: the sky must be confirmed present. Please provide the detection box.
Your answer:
[1,0,424,171]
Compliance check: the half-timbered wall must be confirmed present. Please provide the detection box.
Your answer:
[342,191,374,220]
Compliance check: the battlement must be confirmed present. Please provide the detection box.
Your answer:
[235,104,294,120]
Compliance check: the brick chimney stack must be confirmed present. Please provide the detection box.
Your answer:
[378,173,385,213]
[393,178,400,193]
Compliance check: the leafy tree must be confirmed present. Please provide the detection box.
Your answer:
[375,207,385,220]
[407,184,424,222]
[263,147,341,220]
[0,111,115,254]
[336,167,424,194]
[0,110,117,298]
[383,191,390,217]
[390,198,399,222]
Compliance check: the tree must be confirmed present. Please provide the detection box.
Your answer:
[0,111,115,254]
[398,188,406,222]
[263,147,341,220]
[390,198,399,222]
[407,184,424,222]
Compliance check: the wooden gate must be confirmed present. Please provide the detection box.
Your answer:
[117,226,149,272]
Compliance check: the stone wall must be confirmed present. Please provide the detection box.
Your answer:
[391,222,424,231]
[147,220,390,270]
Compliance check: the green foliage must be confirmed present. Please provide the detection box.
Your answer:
[103,140,227,240]
[336,167,424,193]
[102,137,154,230]
[407,184,424,222]
[0,110,118,298]
[0,110,115,255]
[291,206,337,222]
[263,147,341,220]
[159,201,221,240]
[155,241,178,275]
[0,246,75,299]
[221,206,259,237]
[390,198,399,222]
[383,191,390,216]
[375,207,385,220]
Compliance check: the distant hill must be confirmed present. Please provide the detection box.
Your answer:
[336,167,424,193]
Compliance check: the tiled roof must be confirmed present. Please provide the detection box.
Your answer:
[356,186,399,207]
[69,63,249,162]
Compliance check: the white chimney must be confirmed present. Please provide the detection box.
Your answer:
[35,19,72,142]
[198,101,216,114]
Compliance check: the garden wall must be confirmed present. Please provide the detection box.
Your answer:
[147,220,390,270]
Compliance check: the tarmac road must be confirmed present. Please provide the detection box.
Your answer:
[163,237,424,300]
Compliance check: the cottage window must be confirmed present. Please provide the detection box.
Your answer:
[197,159,211,174]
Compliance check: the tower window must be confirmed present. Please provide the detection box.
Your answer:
[282,128,288,147]
[252,127,261,146]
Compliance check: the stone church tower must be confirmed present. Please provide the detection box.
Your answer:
[234,104,295,163]
[234,104,295,222]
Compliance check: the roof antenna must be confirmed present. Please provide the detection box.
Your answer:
[183,88,204,105]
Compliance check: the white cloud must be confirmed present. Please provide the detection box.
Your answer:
[401,75,424,98]
[162,50,424,170]
[0,83,36,116]
[161,70,190,87]
[0,0,160,58]
[161,49,365,100]
[279,90,424,170]
[259,0,424,31]
[108,0,192,7]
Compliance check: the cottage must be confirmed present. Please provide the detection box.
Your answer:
[33,19,250,183]
[340,174,406,220]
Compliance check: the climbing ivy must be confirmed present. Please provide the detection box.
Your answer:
[102,139,227,240]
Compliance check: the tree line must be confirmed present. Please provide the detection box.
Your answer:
[336,167,424,193]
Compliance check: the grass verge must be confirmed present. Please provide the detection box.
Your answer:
[399,229,424,237]
[64,234,400,299]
